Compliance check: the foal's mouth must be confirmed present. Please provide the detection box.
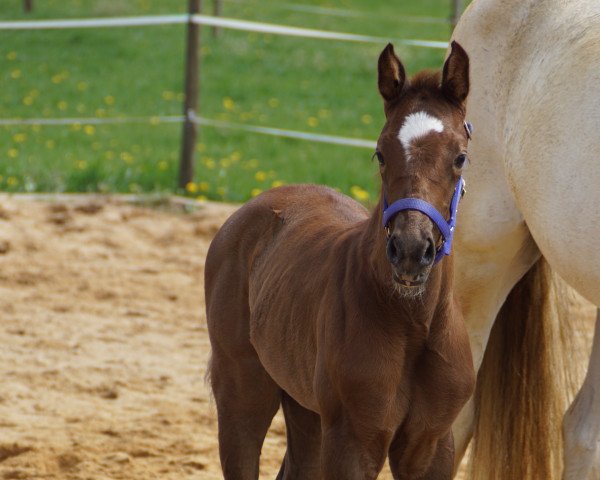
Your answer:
[391,271,428,295]
[394,276,423,288]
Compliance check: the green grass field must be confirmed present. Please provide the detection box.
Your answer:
[0,0,461,204]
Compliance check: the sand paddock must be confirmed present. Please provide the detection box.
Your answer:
[0,195,594,479]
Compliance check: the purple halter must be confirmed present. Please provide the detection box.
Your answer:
[382,176,465,264]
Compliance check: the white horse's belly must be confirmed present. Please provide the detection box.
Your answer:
[505,34,600,305]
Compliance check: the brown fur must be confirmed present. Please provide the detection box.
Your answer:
[205,42,475,480]
[469,258,586,479]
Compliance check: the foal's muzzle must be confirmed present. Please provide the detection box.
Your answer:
[386,218,436,286]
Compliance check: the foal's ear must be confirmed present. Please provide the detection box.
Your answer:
[378,43,406,105]
[441,41,470,105]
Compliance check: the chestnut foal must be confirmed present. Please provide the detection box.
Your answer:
[205,42,475,479]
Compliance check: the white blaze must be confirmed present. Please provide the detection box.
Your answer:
[398,111,444,157]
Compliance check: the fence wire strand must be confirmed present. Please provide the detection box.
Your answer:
[0,12,444,150]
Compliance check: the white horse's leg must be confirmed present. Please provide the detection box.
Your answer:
[452,396,474,472]
[563,309,600,480]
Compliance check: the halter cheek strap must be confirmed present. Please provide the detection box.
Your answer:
[382,176,466,264]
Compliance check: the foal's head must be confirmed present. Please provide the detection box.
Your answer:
[376,42,470,294]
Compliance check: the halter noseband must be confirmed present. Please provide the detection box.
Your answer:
[381,121,472,265]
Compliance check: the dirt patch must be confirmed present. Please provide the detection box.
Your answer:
[0,194,595,479]
[0,195,235,480]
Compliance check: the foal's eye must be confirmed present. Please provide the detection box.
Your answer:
[374,151,385,166]
[454,153,467,169]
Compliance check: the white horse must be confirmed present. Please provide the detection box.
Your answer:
[450,0,600,478]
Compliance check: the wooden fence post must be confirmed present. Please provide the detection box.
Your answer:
[24,0,33,13]
[212,0,222,38]
[178,0,202,189]
[450,0,463,30]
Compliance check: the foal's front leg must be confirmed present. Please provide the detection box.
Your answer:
[277,392,322,480]
[388,426,454,480]
[319,412,393,480]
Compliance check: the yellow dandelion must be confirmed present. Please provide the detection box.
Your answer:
[254,171,267,182]
[204,158,216,169]
[217,186,226,197]
[268,98,280,108]
[307,117,319,127]
[222,96,235,111]
[158,160,168,171]
[350,185,370,202]
[199,181,210,192]
[77,160,87,170]
[7,176,18,186]
[150,116,161,125]
[84,125,96,136]
[162,91,175,101]
[230,151,241,162]
[77,81,88,91]
[361,114,373,125]
[271,180,285,188]
[46,140,55,149]
[196,195,208,202]
[318,109,331,119]
[58,101,68,111]
[220,158,232,168]
[250,188,262,197]
[76,103,86,113]
[96,108,106,117]
[185,182,197,193]
[23,96,34,106]
[8,148,18,158]
[103,95,115,106]
[7,51,17,61]
[71,123,82,132]
[243,158,259,170]
[120,152,134,164]
[51,74,61,84]
[12,133,26,143]
[11,69,21,79]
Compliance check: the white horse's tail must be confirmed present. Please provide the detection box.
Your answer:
[469,258,586,479]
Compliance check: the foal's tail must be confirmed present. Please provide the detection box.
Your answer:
[468,258,585,479]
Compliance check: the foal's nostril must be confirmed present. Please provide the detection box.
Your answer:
[421,237,435,266]
[386,236,400,265]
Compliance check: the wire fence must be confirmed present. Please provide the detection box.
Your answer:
[1,4,452,187]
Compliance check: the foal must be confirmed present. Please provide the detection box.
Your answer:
[205,41,475,479]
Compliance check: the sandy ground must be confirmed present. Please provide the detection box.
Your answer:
[0,195,595,480]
